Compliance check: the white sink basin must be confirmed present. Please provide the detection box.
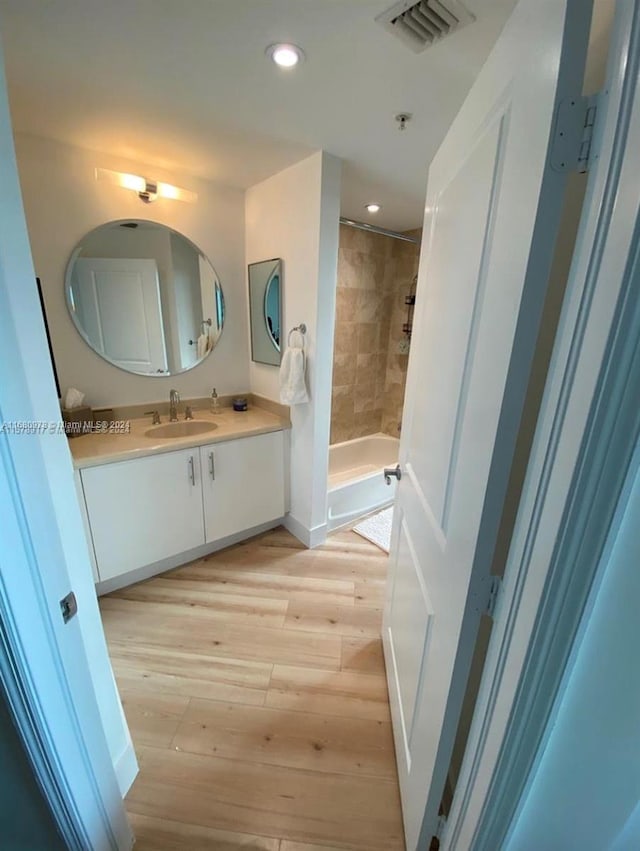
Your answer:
[145,420,218,439]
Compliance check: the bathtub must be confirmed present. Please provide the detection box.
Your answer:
[327,433,399,531]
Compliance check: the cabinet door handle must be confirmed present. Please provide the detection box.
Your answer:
[188,455,195,486]
[208,451,215,481]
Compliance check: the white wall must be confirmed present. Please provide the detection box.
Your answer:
[506,443,640,850]
[246,151,341,545]
[14,133,248,407]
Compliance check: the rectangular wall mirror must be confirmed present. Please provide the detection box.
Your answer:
[248,258,282,366]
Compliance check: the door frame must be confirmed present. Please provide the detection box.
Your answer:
[443,1,640,847]
[0,35,133,851]
[0,491,128,851]
[0,246,134,851]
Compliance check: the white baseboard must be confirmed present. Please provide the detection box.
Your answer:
[114,741,138,798]
[95,518,284,595]
[284,514,328,549]
[309,522,328,548]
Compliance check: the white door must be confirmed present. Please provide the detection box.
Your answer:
[81,449,205,582]
[74,257,168,374]
[382,1,593,847]
[201,432,285,543]
[0,39,133,849]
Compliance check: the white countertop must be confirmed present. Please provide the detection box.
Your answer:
[70,406,290,469]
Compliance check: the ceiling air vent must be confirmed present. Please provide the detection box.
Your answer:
[376,0,475,53]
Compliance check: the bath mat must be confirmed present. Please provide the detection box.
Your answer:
[353,507,393,553]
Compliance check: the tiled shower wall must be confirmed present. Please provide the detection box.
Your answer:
[330,224,422,444]
[381,228,422,435]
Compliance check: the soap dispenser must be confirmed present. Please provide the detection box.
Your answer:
[210,387,221,414]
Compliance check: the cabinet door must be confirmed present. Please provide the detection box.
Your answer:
[81,449,204,581]
[201,431,285,544]
[74,469,99,583]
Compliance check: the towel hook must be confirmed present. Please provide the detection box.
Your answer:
[189,318,213,345]
[287,323,307,346]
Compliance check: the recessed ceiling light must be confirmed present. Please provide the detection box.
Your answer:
[366,203,381,213]
[266,43,305,68]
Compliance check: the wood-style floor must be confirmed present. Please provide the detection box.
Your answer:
[100,526,405,851]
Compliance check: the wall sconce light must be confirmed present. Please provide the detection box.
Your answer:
[95,168,198,204]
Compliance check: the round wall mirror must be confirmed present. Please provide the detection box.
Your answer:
[65,220,224,376]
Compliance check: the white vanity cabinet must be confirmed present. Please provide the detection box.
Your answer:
[80,447,205,582]
[200,431,285,543]
[79,429,287,586]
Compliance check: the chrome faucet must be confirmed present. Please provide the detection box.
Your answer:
[169,389,180,422]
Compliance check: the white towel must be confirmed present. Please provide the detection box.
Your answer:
[280,343,309,405]
[196,333,209,359]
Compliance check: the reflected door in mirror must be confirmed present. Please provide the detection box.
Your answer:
[73,257,169,374]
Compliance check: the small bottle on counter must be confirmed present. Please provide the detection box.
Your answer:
[210,387,221,414]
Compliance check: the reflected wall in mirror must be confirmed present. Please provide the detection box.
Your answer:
[248,258,282,367]
[65,220,224,376]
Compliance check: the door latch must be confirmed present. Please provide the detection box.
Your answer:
[384,464,402,485]
[60,591,78,624]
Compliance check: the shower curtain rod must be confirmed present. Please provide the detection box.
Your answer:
[339,217,418,244]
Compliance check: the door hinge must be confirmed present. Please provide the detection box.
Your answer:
[434,813,447,843]
[550,92,601,174]
[485,575,502,619]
